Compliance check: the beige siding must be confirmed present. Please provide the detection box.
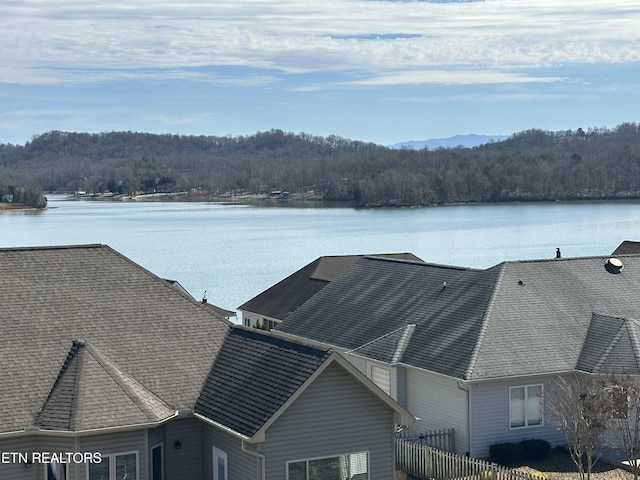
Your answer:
[260,362,396,480]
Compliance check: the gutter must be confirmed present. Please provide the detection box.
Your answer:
[192,413,265,479]
[457,381,471,456]
[242,440,266,480]
[193,413,251,441]
[0,418,177,439]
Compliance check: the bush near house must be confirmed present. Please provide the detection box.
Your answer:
[489,439,551,465]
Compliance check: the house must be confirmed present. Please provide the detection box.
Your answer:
[273,253,640,458]
[239,253,423,329]
[612,240,640,255]
[0,244,414,480]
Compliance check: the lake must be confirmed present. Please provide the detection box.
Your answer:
[2,196,640,316]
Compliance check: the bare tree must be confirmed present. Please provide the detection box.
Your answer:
[547,374,611,480]
[607,375,640,480]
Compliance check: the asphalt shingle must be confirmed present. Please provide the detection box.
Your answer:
[277,254,640,381]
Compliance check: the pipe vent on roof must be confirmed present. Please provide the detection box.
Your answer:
[605,257,624,274]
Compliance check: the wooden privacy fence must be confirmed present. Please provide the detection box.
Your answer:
[395,439,545,480]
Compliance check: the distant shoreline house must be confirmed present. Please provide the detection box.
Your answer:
[0,244,414,480]
[253,246,640,458]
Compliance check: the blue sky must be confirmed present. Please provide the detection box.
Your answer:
[2,0,639,146]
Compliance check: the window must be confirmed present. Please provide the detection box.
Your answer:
[46,460,66,480]
[287,452,369,480]
[88,452,137,480]
[371,365,391,395]
[510,385,543,428]
[151,444,163,480]
[212,447,228,480]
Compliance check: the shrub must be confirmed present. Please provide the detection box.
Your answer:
[489,442,526,465]
[489,439,551,465]
[521,439,551,461]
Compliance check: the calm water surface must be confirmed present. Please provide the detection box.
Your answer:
[2,196,640,314]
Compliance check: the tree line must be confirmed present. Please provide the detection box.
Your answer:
[0,184,47,208]
[2,123,640,207]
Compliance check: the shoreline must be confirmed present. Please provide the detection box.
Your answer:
[0,202,44,212]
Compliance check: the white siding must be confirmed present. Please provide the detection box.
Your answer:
[470,376,565,457]
[405,367,470,455]
[261,362,397,480]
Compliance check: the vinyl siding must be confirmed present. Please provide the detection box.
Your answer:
[470,376,565,458]
[162,417,203,480]
[0,435,75,480]
[77,429,147,480]
[147,424,166,480]
[347,354,406,407]
[405,367,469,455]
[202,422,258,480]
[260,362,396,480]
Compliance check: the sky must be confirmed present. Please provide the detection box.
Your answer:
[2,0,640,146]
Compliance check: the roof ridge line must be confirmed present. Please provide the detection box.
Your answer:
[593,321,627,372]
[625,318,640,373]
[391,324,416,365]
[464,263,505,380]
[36,340,85,429]
[83,343,174,421]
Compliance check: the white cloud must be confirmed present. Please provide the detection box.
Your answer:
[2,0,640,87]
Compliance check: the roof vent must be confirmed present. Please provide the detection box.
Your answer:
[605,257,624,274]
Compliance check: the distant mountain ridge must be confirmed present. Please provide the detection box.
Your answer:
[388,134,508,150]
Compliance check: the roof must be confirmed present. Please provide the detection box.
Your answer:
[195,327,333,438]
[238,253,423,320]
[276,254,640,380]
[36,341,175,431]
[0,244,231,434]
[195,327,415,441]
[612,240,640,255]
[1,244,412,438]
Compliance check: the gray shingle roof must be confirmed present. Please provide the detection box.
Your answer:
[195,327,332,438]
[238,253,423,320]
[577,314,640,375]
[36,341,175,431]
[2,244,366,439]
[277,254,640,381]
[0,244,232,434]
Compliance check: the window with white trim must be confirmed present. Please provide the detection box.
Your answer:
[212,447,228,480]
[371,365,391,396]
[509,385,543,428]
[87,451,138,480]
[287,451,369,480]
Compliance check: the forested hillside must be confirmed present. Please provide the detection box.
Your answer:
[2,123,640,207]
